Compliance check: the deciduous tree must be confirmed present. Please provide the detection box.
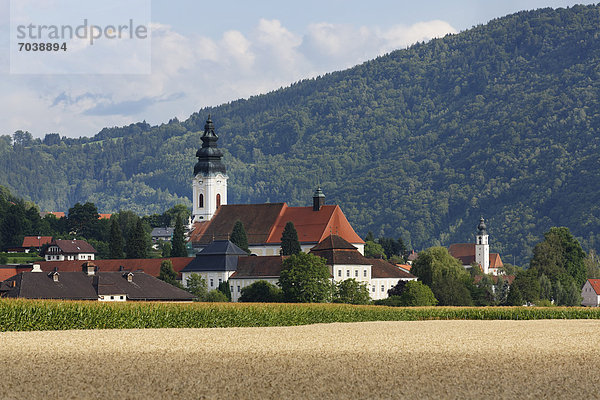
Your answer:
[279,252,332,303]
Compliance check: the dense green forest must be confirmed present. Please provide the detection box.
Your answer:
[2,5,600,265]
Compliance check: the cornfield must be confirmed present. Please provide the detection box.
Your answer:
[1,299,600,331]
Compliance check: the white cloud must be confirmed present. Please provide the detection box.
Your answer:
[0,18,456,138]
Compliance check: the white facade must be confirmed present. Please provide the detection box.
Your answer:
[248,243,364,257]
[229,277,280,302]
[98,294,127,302]
[475,232,490,274]
[370,277,417,300]
[331,264,371,284]
[192,173,228,222]
[44,245,95,261]
[581,280,600,307]
[181,270,234,290]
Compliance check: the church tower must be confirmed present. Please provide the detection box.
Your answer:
[475,217,490,274]
[192,115,228,222]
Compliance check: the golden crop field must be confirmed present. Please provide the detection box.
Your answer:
[2,320,599,399]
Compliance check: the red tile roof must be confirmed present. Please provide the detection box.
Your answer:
[396,264,412,272]
[229,256,286,279]
[98,214,112,220]
[588,279,600,295]
[40,211,66,219]
[33,257,194,279]
[22,236,53,248]
[448,243,503,268]
[190,203,364,247]
[369,259,417,279]
[0,266,18,281]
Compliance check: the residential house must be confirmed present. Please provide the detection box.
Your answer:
[581,279,600,307]
[44,239,96,261]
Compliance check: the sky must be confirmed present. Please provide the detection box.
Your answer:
[0,0,594,139]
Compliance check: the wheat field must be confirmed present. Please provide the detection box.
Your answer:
[1,320,599,399]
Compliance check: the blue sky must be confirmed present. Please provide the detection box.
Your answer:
[0,0,594,138]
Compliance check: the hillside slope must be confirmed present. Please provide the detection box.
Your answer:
[2,5,600,264]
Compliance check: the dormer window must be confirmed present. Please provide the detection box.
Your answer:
[126,272,134,282]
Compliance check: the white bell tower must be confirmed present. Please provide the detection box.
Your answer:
[475,217,490,274]
[192,115,228,222]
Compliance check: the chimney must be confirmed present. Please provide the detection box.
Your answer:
[31,264,42,272]
[82,261,96,276]
[313,187,325,211]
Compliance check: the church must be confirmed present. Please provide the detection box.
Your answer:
[448,217,504,275]
[188,116,365,256]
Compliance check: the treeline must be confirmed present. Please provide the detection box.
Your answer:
[3,5,600,264]
[0,185,190,259]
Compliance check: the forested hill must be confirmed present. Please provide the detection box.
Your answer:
[2,5,600,265]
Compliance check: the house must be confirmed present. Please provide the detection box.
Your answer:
[0,262,195,301]
[581,279,600,307]
[39,211,66,219]
[406,250,418,265]
[44,239,96,261]
[448,218,503,275]
[188,116,364,256]
[151,227,174,243]
[228,235,417,302]
[180,240,248,291]
[6,235,54,253]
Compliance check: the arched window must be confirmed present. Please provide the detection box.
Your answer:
[199,194,204,208]
[216,193,221,208]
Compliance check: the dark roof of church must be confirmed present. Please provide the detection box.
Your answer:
[229,256,286,279]
[0,271,196,301]
[368,258,417,279]
[181,240,248,272]
[310,235,371,265]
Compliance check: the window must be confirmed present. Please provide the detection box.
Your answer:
[210,278,214,287]
[230,286,233,292]
[237,286,240,293]
[120,296,124,300]
[199,194,204,208]
[363,270,367,277]
[372,286,375,292]
[218,278,222,284]
[355,270,358,277]
[381,285,385,292]
[338,270,341,277]
[110,296,114,300]
[346,270,350,277]
[216,193,221,208]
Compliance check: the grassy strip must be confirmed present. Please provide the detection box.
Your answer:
[1,299,600,332]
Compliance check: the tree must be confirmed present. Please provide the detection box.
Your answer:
[364,240,386,258]
[511,269,540,303]
[159,260,183,288]
[185,273,208,300]
[109,218,124,259]
[281,221,301,256]
[67,202,99,238]
[334,279,371,304]
[171,214,187,257]
[388,280,407,297]
[206,290,229,302]
[160,241,172,258]
[279,252,332,303]
[505,285,524,306]
[230,220,250,253]
[218,280,232,301]
[539,274,553,301]
[398,281,438,306]
[530,227,587,288]
[239,280,283,302]
[411,247,473,305]
[584,249,600,278]
[126,219,149,259]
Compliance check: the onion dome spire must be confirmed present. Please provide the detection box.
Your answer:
[194,115,226,176]
[477,217,487,235]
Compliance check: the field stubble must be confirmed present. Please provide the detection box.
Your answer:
[1,320,599,399]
